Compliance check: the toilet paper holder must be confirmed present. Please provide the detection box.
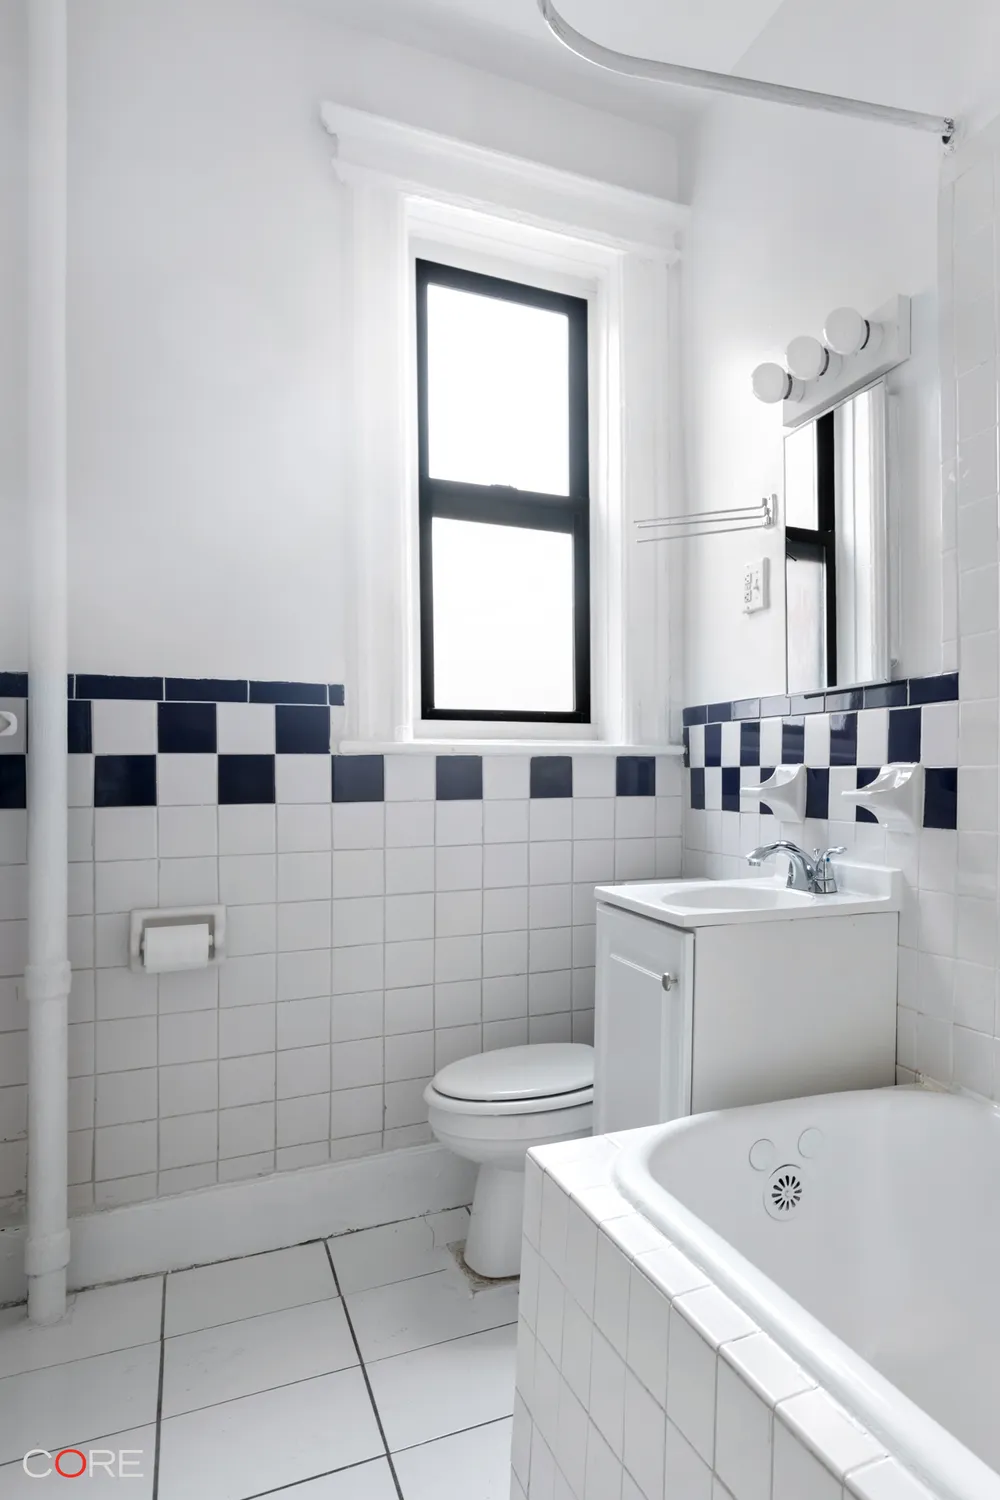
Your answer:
[129,906,227,974]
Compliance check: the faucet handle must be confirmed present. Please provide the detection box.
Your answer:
[815,846,846,863]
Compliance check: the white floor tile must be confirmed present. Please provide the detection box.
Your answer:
[329,1209,471,1294]
[369,1325,516,1451]
[0,1425,156,1498]
[261,1460,399,1498]
[157,1369,384,1500]
[0,1344,161,1464]
[394,1418,513,1500]
[0,1278,163,1378]
[346,1268,519,1363]
[165,1242,335,1335]
[162,1298,357,1418]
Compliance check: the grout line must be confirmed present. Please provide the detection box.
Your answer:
[150,1274,167,1500]
[242,1455,393,1499]
[390,1412,514,1458]
[323,1240,405,1500]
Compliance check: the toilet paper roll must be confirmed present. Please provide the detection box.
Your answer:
[142,922,211,973]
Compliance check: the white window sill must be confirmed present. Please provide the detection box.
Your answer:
[337,740,685,756]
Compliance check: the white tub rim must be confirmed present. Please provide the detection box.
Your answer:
[612,1087,1000,1500]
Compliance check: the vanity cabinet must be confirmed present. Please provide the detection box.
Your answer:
[594,899,898,1134]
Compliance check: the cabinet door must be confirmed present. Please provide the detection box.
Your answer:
[594,903,694,1133]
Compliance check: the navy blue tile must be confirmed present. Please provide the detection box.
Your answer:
[721,767,741,813]
[924,767,958,830]
[617,756,656,796]
[67,675,74,698]
[909,673,959,705]
[690,768,705,810]
[165,677,247,702]
[76,674,163,701]
[740,722,760,767]
[94,755,157,807]
[855,767,880,823]
[705,702,732,724]
[438,755,485,800]
[888,706,921,763]
[864,681,907,709]
[682,705,707,727]
[758,766,775,818]
[275,705,330,755]
[158,702,217,754]
[829,712,858,767]
[733,698,760,721]
[68,700,92,754]
[249,681,327,705]
[824,689,863,713]
[332,755,384,803]
[218,754,275,805]
[329,685,345,707]
[0,756,27,809]
[790,693,828,716]
[806,768,830,820]
[782,718,805,764]
[703,724,722,768]
[760,694,791,719]
[0,673,27,697]
[682,727,690,768]
[529,756,571,799]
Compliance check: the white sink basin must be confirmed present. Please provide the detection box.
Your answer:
[595,865,902,928]
[661,882,815,911]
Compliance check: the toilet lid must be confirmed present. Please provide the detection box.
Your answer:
[433,1044,594,1104]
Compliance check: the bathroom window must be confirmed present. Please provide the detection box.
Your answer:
[415,259,591,723]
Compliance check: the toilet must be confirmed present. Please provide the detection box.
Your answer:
[424,1042,594,1279]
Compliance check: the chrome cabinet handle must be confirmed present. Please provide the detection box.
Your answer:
[661,972,675,991]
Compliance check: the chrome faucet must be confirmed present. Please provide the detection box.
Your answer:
[746,841,846,894]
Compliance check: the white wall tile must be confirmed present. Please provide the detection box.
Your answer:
[217,703,275,753]
[483,755,530,799]
[386,802,435,848]
[277,804,331,853]
[218,804,275,855]
[384,755,436,801]
[276,755,331,804]
[92,700,158,755]
[158,755,217,807]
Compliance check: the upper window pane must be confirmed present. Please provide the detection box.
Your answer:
[426,283,570,495]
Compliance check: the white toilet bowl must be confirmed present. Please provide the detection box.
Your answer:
[424,1043,593,1279]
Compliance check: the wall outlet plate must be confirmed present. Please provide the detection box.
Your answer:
[743,558,769,614]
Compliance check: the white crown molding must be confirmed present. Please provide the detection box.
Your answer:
[319,102,688,259]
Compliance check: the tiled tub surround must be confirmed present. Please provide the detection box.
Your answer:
[0,676,683,1216]
[513,1131,937,1500]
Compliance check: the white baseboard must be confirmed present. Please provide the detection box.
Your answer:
[0,1143,476,1308]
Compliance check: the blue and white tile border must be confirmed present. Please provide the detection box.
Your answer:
[682,674,959,831]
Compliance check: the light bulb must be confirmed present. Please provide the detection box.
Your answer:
[823,307,882,358]
[751,363,803,404]
[785,335,840,382]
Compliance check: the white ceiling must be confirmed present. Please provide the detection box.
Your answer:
[311,0,1000,137]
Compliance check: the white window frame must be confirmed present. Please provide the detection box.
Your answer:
[321,103,688,752]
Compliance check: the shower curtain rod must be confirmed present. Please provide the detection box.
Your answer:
[537,0,956,145]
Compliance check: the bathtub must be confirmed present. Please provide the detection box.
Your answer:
[612,1087,1000,1500]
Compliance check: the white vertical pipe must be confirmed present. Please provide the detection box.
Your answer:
[26,0,71,1326]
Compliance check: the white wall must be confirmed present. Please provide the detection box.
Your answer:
[55,0,681,681]
[680,96,942,706]
[0,0,27,666]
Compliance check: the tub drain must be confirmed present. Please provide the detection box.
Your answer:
[764,1164,804,1220]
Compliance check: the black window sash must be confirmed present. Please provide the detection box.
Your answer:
[416,259,591,724]
[786,409,837,687]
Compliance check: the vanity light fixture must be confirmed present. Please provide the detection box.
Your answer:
[824,306,883,358]
[751,363,804,405]
[785,334,841,383]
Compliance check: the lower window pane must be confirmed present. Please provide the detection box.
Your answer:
[430,517,575,714]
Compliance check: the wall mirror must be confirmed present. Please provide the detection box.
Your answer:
[784,381,889,694]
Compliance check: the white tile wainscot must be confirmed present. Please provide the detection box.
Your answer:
[511,1131,937,1500]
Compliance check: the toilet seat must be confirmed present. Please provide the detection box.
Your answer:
[425,1081,594,1118]
[428,1043,594,1116]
